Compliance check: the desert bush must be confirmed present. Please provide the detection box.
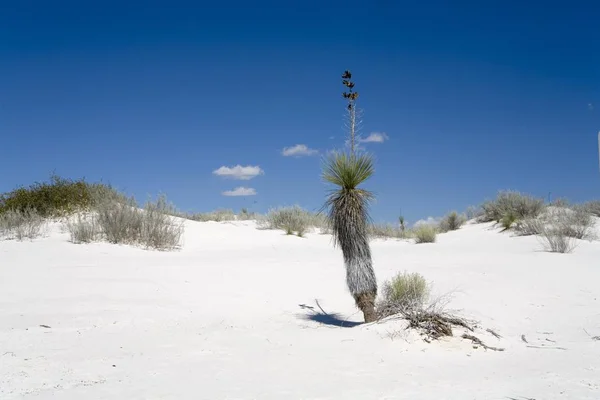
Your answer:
[139,196,184,249]
[479,190,545,223]
[65,214,100,243]
[438,211,466,233]
[413,225,437,243]
[378,272,430,316]
[96,197,142,244]
[581,201,600,217]
[97,196,183,249]
[465,205,483,221]
[551,206,594,240]
[0,208,46,240]
[539,227,577,253]
[514,217,545,236]
[0,174,122,217]
[258,206,313,237]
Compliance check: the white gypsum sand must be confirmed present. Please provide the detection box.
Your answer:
[1,217,599,399]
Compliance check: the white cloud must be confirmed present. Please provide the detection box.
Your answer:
[222,187,257,196]
[358,132,389,143]
[281,144,318,157]
[413,216,440,228]
[213,165,264,180]
[588,103,594,111]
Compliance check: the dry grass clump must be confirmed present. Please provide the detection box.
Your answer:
[581,201,600,217]
[257,205,313,237]
[438,211,466,233]
[413,225,437,243]
[538,227,577,253]
[185,209,237,222]
[66,195,184,250]
[65,214,100,243]
[479,190,545,223]
[0,208,46,240]
[377,272,430,317]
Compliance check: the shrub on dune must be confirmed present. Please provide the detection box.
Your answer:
[413,225,437,243]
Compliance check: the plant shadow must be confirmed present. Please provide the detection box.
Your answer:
[298,300,362,328]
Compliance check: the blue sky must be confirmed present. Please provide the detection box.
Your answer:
[1,1,599,224]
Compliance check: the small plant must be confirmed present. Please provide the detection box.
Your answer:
[438,211,466,233]
[378,272,430,316]
[413,225,437,243]
[0,208,46,240]
[398,215,406,232]
[500,212,518,230]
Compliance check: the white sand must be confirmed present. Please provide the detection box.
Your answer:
[1,219,599,399]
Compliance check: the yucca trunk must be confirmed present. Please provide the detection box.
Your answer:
[340,227,377,322]
[329,186,378,323]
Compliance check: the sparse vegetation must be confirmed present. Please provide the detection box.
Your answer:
[553,206,594,240]
[479,190,545,224]
[413,225,437,243]
[581,201,600,217]
[438,211,466,233]
[65,214,100,243]
[514,217,545,236]
[258,206,313,237]
[185,209,236,222]
[368,223,410,240]
[93,195,183,250]
[0,208,46,240]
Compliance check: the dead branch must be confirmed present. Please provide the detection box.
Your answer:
[486,328,502,339]
[461,333,505,351]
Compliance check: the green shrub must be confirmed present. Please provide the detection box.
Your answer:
[413,225,437,243]
[438,211,466,233]
[500,212,518,230]
[0,174,123,217]
[377,272,430,317]
[479,190,545,223]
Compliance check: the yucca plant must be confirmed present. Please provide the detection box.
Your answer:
[321,70,378,323]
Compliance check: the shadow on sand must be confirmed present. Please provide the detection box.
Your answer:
[298,300,362,328]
